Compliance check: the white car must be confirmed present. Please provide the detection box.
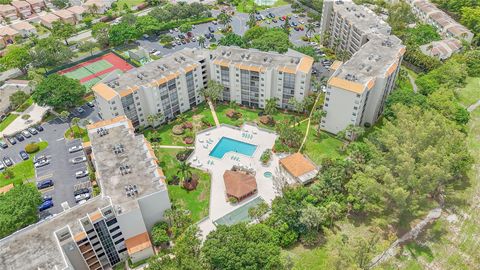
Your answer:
[310,42,318,46]
[71,156,87,164]
[68,145,83,153]
[321,85,326,93]
[75,170,88,178]
[153,51,162,56]
[34,158,50,168]
[75,193,90,203]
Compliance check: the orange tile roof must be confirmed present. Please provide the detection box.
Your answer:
[86,115,131,131]
[213,59,231,67]
[183,64,197,73]
[89,211,103,222]
[11,1,30,8]
[0,183,14,194]
[223,170,257,199]
[40,13,60,24]
[328,77,366,94]
[366,78,375,90]
[125,232,152,255]
[11,21,35,31]
[297,56,314,73]
[143,138,157,162]
[0,26,19,37]
[330,60,343,71]
[279,153,316,177]
[235,63,266,72]
[385,62,398,76]
[74,231,87,242]
[92,83,118,101]
[398,47,406,57]
[278,65,296,74]
[82,141,92,149]
[119,85,139,97]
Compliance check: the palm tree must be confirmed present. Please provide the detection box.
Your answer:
[177,161,193,183]
[197,35,206,48]
[60,110,72,131]
[305,23,315,38]
[311,109,326,134]
[247,7,257,29]
[345,124,364,141]
[264,98,279,116]
[147,112,164,127]
[217,12,232,31]
[283,16,290,35]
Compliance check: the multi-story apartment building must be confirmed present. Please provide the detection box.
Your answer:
[320,0,405,134]
[0,116,171,270]
[93,47,313,127]
[320,0,391,58]
[0,4,18,20]
[209,46,313,109]
[11,0,32,18]
[26,0,46,13]
[406,0,473,43]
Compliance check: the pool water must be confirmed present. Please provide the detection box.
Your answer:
[264,171,273,178]
[209,137,257,159]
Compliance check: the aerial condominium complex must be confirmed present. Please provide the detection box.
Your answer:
[319,0,405,134]
[0,116,170,270]
[93,47,314,127]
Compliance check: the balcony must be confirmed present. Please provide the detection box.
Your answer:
[83,250,96,260]
[79,243,93,254]
[86,256,99,266]
[88,261,101,270]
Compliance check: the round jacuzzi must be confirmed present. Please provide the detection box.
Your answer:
[264,171,273,178]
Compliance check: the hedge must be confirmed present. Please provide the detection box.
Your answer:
[25,143,39,153]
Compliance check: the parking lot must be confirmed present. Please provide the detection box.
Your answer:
[0,102,100,216]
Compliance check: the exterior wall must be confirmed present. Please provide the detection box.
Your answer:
[116,208,148,239]
[130,246,154,263]
[138,189,171,233]
[60,241,90,270]
[95,94,123,120]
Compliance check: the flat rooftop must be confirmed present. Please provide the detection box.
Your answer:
[101,48,207,96]
[332,34,404,86]
[88,118,166,213]
[0,197,110,270]
[210,46,312,73]
[330,0,391,36]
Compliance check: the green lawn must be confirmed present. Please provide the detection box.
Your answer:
[236,0,287,13]
[0,141,48,187]
[0,114,18,132]
[456,77,480,107]
[116,0,145,10]
[154,148,211,222]
[65,125,89,142]
[301,122,344,164]
[281,243,328,270]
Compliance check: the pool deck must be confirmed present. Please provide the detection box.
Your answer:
[189,123,279,238]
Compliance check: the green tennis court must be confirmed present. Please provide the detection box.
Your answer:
[214,196,266,226]
[63,60,113,80]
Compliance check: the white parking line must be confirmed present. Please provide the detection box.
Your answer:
[37,173,53,181]
[56,137,65,141]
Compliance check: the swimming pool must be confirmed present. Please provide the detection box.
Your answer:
[209,137,257,159]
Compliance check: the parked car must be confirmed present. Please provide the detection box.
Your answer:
[28,127,38,135]
[21,130,31,138]
[212,20,218,25]
[186,31,193,38]
[34,125,44,132]
[272,18,278,23]
[19,150,29,161]
[75,193,91,203]
[3,157,12,166]
[71,156,87,164]
[38,200,54,211]
[43,195,53,202]
[34,158,50,168]
[76,107,85,114]
[33,155,47,163]
[208,26,215,33]
[68,145,83,153]
[86,102,95,108]
[74,188,90,196]
[0,161,5,171]
[0,140,8,149]
[75,170,88,178]
[37,179,54,190]
[14,134,24,142]
[0,115,6,121]
[7,137,16,145]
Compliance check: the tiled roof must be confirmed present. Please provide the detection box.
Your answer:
[279,153,316,177]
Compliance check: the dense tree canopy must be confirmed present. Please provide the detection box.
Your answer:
[33,74,86,110]
[30,36,74,70]
[0,185,42,238]
[51,21,77,45]
[0,45,31,74]
[92,22,111,48]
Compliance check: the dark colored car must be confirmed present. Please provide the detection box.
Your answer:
[272,18,278,23]
[37,179,54,190]
[38,200,54,211]
[43,195,53,202]
[15,134,24,142]
[186,31,193,38]
[3,157,13,167]
[208,26,215,33]
[19,150,29,161]
[0,140,7,149]
[74,188,90,196]
[7,137,16,145]
[86,101,95,108]
[35,125,44,132]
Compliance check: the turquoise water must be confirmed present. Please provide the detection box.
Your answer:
[264,171,272,178]
[209,137,257,159]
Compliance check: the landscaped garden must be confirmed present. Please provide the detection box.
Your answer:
[0,114,18,132]
[0,141,48,187]
[65,125,89,142]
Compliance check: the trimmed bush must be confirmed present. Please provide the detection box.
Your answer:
[24,143,39,153]
[21,114,30,120]
[172,125,185,135]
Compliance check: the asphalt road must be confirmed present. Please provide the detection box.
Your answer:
[0,102,100,217]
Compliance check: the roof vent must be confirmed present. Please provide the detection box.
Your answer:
[119,164,132,175]
[366,66,372,72]
[113,144,125,155]
[124,184,138,198]
[97,128,109,137]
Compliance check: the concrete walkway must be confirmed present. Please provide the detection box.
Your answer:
[1,104,50,137]
[153,145,195,149]
[467,99,480,112]
[207,99,220,127]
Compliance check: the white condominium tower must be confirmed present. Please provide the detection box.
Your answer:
[93,47,314,128]
[319,0,405,134]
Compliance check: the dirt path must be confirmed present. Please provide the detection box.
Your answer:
[207,99,220,127]
[298,94,323,152]
[368,207,442,268]
[408,73,418,93]
[467,99,480,112]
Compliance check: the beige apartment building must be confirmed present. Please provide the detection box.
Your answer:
[11,0,32,18]
[0,4,18,20]
[406,0,473,43]
[320,0,405,134]
[93,47,313,128]
[0,116,171,270]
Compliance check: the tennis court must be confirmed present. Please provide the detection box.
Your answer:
[58,53,134,90]
[213,196,266,226]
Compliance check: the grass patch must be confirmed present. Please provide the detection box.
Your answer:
[116,0,144,10]
[302,124,344,164]
[0,114,18,132]
[456,77,480,107]
[282,243,328,270]
[65,125,89,142]
[0,141,48,187]
[154,148,211,222]
[16,97,33,112]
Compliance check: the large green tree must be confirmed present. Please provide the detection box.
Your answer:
[33,74,86,110]
[30,36,74,71]
[0,45,31,74]
[0,184,42,238]
[202,223,282,270]
[109,22,139,46]
[201,80,224,103]
[91,22,111,48]
[51,21,77,45]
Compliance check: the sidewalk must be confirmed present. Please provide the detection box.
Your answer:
[207,99,220,127]
[1,104,50,137]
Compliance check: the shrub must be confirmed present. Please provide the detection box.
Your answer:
[228,197,238,204]
[183,122,193,129]
[226,109,242,120]
[183,137,194,144]
[172,124,184,135]
[21,114,30,120]
[152,222,170,246]
[183,174,199,191]
[260,149,272,165]
[24,143,39,153]
[259,115,275,126]
[93,186,101,196]
[176,149,193,161]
